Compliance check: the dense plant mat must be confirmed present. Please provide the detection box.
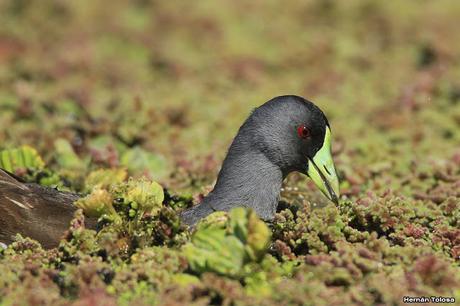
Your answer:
[0,0,459,305]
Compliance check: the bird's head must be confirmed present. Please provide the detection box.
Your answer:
[240,95,340,204]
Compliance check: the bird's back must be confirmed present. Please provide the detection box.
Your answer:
[0,169,95,248]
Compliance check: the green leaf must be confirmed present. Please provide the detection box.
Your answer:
[123,178,164,214]
[85,168,128,192]
[75,188,117,218]
[183,207,271,278]
[120,146,169,180]
[54,138,87,170]
[0,145,45,172]
[183,227,246,277]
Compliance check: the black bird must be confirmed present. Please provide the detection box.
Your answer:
[0,95,339,248]
[181,95,339,225]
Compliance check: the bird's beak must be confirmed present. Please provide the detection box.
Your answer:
[307,126,340,204]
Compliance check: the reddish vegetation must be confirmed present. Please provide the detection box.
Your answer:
[0,0,459,305]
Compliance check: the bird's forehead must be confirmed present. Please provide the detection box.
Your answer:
[284,104,326,131]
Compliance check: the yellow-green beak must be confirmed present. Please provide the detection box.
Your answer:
[306,127,340,204]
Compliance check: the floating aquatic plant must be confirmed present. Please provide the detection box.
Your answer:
[84,168,128,191]
[183,208,271,278]
[0,145,64,187]
[0,145,44,173]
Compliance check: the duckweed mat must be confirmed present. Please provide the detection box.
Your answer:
[0,1,459,305]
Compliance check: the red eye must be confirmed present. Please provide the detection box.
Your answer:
[297,124,311,139]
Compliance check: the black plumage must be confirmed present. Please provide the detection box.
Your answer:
[181,95,332,225]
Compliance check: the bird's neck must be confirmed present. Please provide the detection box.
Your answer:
[204,145,283,220]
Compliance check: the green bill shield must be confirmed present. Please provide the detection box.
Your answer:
[307,127,340,204]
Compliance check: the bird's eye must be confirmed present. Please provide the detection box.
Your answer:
[297,124,311,139]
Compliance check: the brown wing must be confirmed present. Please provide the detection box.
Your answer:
[0,169,96,248]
